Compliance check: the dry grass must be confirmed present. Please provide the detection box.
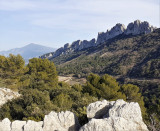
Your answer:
[58,76,86,85]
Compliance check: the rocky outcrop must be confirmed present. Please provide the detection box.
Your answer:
[40,20,156,60]
[11,121,26,131]
[43,111,80,131]
[87,100,111,119]
[40,39,96,59]
[0,88,20,107]
[80,117,147,131]
[0,118,11,131]
[80,99,148,131]
[78,39,96,51]
[0,111,80,131]
[96,20,156,45]
[96,23,126,45]
[125,20,155,35]
[0,99,148,131]
[24,120,43,131]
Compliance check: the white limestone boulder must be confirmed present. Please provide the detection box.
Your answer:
[0,118,11,131]
[0,99,149,131]
[0,88,20,107]
[80,117,148,131]
[108,99,143,122]
[43,111,80,131]
[87,100,111,119]
[24,120,43,131]
[11,120,26,131]
[80,99,148,131]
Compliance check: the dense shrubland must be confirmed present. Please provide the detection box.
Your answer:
[54,29,160,79]
[123,79,160,129]
[51,29,160,129]
[0,54,26,90]
[0,54,159,129]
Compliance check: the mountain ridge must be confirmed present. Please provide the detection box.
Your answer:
[0,43,56,62]
[40,20,156,60]
[51,28,160,79]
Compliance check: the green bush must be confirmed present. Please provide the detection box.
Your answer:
[0,54,26,90]
[83,73,126,100]
[0,55,149,126]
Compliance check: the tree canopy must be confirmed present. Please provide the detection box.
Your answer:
[0,55,149,126]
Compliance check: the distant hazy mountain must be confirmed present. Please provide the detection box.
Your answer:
[0,43,56,62]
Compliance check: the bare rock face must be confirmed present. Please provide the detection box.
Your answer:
[108,99,142,122]
[78,39,96,51]
[64,43,70,50]
[87,100,111,119]
[11,120,26,131]
[0,111,79,131]
[40,20,156,60]
[0,118,11,131]
[40,20,156,59]
[24,120,43,131]
[96,23,126,45]
[0,99,149,131]
[0,88,20,107]
[80,99,148,131]
[80,117,147,131]
[125,20,155,35]
[80,118,113,131]
[96,20,156,45]
[71,40,82,51]
[41,39,96,60]
[43,111,80,131]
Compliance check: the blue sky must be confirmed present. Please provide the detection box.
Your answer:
[0,0,159,51]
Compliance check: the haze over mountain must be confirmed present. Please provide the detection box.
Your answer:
[0,43,56,62]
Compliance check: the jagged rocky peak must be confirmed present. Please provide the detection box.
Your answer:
[71,40,82,50]
[108,23,126,36]
[78,38,96,51]
[40,20,156,59]
[40,38,97,59]
[64,43,70,50]
[69,39,96,51]
[125,20,156,35]
[96,20,155,45]
[96,23,126,45]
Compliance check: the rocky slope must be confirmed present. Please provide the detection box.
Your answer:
[40,20,156,60]
[0,88,20,107]
[0,99,148,131]
[52,28,160,79]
